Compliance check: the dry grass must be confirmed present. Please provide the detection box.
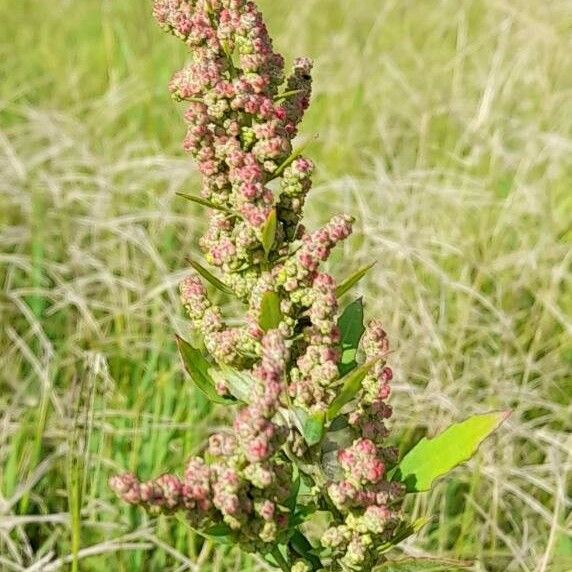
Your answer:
[1,0,571,570]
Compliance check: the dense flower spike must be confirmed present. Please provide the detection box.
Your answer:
[111,1,405,569]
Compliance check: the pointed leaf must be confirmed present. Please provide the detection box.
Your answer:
[260,208,277,257]
[336,262,376,298]
[338,297,365,376]
[299,511,333,548]
[176,336,236,405]
[327,359,378,421]
[187,258,233,295]
[395,411,511,492]
[176,515,234,545]
[214,365,254,403]
[289,530,322,569]
[377,517,431,554]
[321,420,355,480]
[375,558,472,571]
[176,192,232,214]
[259,291,282,332]
[272,137,316,179]
[293,408,325,446]
[284,473,301,513]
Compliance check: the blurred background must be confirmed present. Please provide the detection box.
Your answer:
[1,0,571,570]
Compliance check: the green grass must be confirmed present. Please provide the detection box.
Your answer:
[1,0,571,570]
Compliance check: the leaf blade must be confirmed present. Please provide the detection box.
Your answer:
[337,297,365,376]
[187,258,233,295]
[259,291,282,332]
[293,408,326,447]
[336,262,376,298]
[327,359,378,421]
[375,557,472,571]
[395,411,510,492]
[176,336,236,405]
[260,208,277,258]
[176,192,232,214]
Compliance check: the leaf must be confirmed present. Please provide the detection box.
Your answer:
[377,517,431,554]
[326,359,378,421]
[260,208,277,257]
[175,515,234,545]
[187,258,233,295]
[284,473,301,512]
[336,261,376,298]
[299,511,333,548]
[321,420,355,480]
[289,530,322,569]
[395,411,511,493]
[204,523,234,538]
[176,336,236,405]
[259,291,282,332]
[376,558,472,571]
[215,365,254,403]
[337,297,365,376]
[293,408,326,446]
[176,192,232,214]
[272,137,316,179]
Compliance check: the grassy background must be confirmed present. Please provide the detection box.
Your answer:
[1,0,571,570]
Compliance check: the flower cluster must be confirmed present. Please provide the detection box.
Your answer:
[110,1,405,569]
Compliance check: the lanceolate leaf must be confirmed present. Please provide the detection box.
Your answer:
[259,291,282,331]
[375,558,472,571]
[337,297,365,376]
[216,365,254,403]
[176,515,234,545]
[293,408,325,446]
[176,336,236,405]
[260,208,277,257]
[395,411,510,493]
[289,530,322,569]
[327,359,378,421]
[176,192,232,214]
[377,517,431,554]
[187,258,233,295]
[336,261,376,298]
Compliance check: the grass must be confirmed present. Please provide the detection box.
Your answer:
[1,0,571,570]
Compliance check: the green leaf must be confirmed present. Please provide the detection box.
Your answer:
[259,291,282,332]
[289,530,322,569]
[215,365,254,403]
[336,262,376,298]
[321,420,355,480]
[375,558,472,571]
[284,473,301,512]
[260,208,277,257]
[175,515,234,545]
[326,359,378,421]
[176,336,236,405]
[299,511,333,548]
[338,297,365,376]
[293,408,326,446]
[176,192,232,214]
[272,137,316,179]
[395,411,511,492]
[187,258,233,295]
[377,517,431,554]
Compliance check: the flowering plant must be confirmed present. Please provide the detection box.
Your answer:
[110,1,508,570]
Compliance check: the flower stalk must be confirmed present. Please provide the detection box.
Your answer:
[110,1,508,570]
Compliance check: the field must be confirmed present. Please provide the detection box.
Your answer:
[1,0,571,570]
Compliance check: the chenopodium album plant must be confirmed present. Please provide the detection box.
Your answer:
[110,1,509,570]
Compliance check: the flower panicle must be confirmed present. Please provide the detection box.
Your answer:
[110,0,404,565]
